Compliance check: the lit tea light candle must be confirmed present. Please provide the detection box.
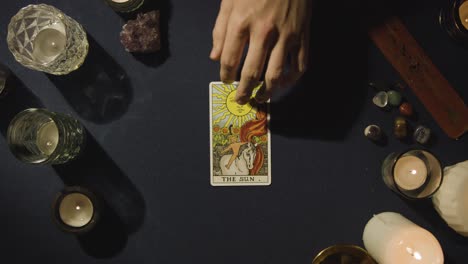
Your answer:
[104,0,144,12]
[394,155,428,191]
[363,212,444,264]
[59,192,94,227]
[381,150,442,199]
[32,25,67,64]
[53,187,99,233]
[36,121,59,155]
[459,1,468,30]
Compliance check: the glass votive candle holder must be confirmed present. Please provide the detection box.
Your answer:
[313,245,376,264]
[439,0,468,48]
[0,65,10,96]
[7,4,89,75]
[7,108,85,165]
[104,0,145,13]
[381,149,443,199]
[52,186,100,234]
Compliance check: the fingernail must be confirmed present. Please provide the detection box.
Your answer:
[210,47,219,59]
[236,97,249,105]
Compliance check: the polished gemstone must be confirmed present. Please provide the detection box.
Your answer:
[394,117,408,139]
[364,125,382,141]
[373,91,389,108]
[413,126,431,144]
[387,90,402,106]
[399,102,413,116]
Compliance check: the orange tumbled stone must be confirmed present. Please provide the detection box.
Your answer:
[399,102,413,116]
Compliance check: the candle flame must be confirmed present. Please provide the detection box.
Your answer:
[411,170,417,175]
[414,251,422,260]
[76,205,81,210]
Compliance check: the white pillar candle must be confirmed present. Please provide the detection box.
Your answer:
[112,0,130,3]
[59,193,94,228]
[394,156,428,190]
[36,121,59,155]
[363,212,444,264]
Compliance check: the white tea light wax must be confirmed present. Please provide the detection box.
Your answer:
[394,156,427,190]
[59,193,94,228]
[32,23,66,64]
[363,212,444,264]
[36,121,59,155]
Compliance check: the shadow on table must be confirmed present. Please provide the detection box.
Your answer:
[119,0,173,67]
[269,0,437,141]
[53,131,146,258]
[47,35,132,124]
[403,199,468,243]
[366,0,435,24]
[270,0,368,141]
[76,203,128,259]
[0,73,43,136]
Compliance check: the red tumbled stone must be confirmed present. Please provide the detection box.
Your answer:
[399,102,413,116]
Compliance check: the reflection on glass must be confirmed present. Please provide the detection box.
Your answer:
[7,108,85,164]
[313,245,376,264]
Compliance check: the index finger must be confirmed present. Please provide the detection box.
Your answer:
[236,37,269,104]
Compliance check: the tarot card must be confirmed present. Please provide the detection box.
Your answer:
[209,82,271,186]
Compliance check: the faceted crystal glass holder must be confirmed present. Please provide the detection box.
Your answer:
[7,4,89,75]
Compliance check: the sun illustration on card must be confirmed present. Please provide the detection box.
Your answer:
[211,83,261,128]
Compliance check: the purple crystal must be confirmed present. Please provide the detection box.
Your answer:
[120,10,161,53]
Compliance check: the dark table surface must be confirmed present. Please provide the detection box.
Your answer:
[0,0,467,263]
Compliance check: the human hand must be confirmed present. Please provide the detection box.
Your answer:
[210,0,312,104]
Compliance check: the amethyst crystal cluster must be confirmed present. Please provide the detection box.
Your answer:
[120,10,161,53]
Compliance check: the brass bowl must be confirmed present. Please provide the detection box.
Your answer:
[312,245,376,264]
